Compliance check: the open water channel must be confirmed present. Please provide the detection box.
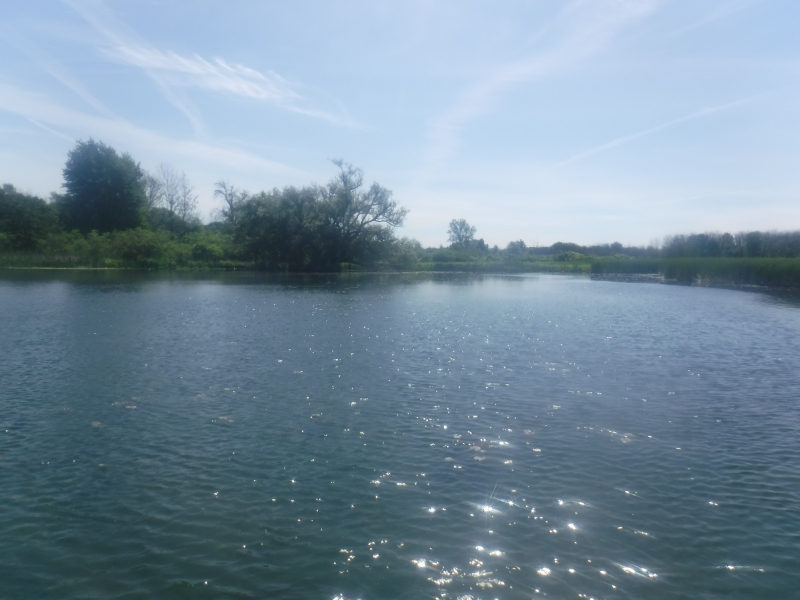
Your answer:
[1,272,799,599]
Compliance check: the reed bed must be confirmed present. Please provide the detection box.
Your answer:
[591,257,800,288]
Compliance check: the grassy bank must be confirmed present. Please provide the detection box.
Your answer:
[0,229,250,270]
[409,258,591,273]
[5,244,800,289]
[591,257,800,288]
[0,253,251,270]
[0,241,596,274]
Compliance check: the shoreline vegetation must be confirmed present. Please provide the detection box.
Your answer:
[3,139,800,290]
[4,256,800,291]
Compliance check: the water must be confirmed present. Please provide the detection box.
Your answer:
[1,272,799,599]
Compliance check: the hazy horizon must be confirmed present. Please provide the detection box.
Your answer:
[1,0,798,247]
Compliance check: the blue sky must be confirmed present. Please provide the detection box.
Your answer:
[1,0,798,247]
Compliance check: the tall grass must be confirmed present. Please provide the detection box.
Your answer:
[589,258,661,275]
[409,259,591,273]
[591,257,800,287]
[0,229,248,270]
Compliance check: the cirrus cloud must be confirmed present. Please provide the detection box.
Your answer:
[107,45,301,103]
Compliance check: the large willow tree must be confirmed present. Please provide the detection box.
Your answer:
[234,161,407,271]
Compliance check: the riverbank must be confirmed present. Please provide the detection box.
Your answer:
[407,259,591,273]
[3,253,800,290]
[590,257,800,289]
[0,245,592,273]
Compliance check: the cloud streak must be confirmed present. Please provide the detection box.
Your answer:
[108,45,358,126]
[64,0,356,128]
[0,82,300,175]
[108,45,300,103]
[420,0,661,179]
[551,96,759,169]
[0,23,113,117]
[667,0,755,38]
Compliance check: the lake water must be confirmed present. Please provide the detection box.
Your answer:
[1,272,799,599]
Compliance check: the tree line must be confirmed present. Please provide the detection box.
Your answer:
[443,221,800,261]
[2,138,799,270]
[0,139,414,270]
[3,140,203,244]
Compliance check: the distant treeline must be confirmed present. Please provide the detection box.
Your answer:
[498,233,800,260]
[662,231,800,258]
[2,139,800,277]
[0,140,412,270]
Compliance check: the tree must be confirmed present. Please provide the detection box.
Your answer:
[176,174,198,223]
[319,160,407,266]
[236,186,322,270]
[0,184,59,250]
[141,172,163,210]
[719,232,737,257]
[447,218,476,247]
[214,180,248,227]
[156,163,181,215]
[58,139,146,233]
[387,236,423,269]
[745,231,763,257]
[234,161,408,271]
[506,240,526,255]
[151,163,197,232]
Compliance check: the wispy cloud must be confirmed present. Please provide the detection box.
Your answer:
[0,22,113,117]
[108,45,357,126]
[0,82,300,174]
[109,45,301,103]
[26,117,75,142]
[419,0,661,179]
[63,0,357,128]
[551,96,759,169]
[667,0,755,38]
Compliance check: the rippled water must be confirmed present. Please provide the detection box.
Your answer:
[1,272,799,599]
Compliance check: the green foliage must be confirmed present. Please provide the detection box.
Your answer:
[58,139,146,233]
[534,241,648,258]
[235,162,407,271]
[0,227,239,269]
[506,240,526,254]
[214,180,248,228]
[447,219,476,246]
[426,240,491,263]
[5,142,800,285]
[555,251,586,261]
[146,206,203,235]
[662,231,800,258]
[662,258,800,286]
[386,237,423,270]
[744,232,762,257]
[590,258,661,274]
[1,155,409,272]
[410,243,592,273]
[0,184,59,250]
[236,186,322,270]
[321,160,407,265]
[409,258,591,273]
[591,257,800,287]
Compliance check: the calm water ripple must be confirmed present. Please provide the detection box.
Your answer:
[1,272,799,599]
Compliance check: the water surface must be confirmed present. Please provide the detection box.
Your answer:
[1,273,799,599]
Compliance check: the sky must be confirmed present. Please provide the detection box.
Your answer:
[1,0,799,247]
